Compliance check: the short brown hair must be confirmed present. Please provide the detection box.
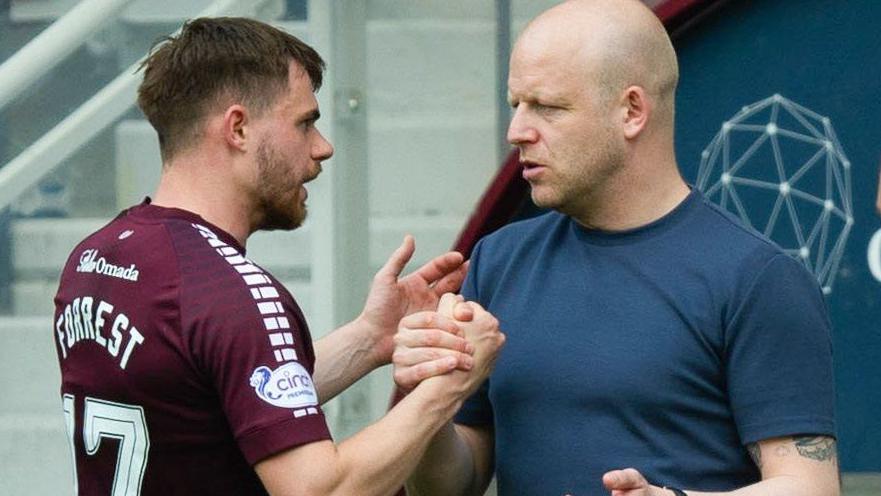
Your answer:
[137,17,325,160]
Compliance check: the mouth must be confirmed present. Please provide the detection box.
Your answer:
[304,165,322,184]
[520,160,547,181]
[300,165,322,199]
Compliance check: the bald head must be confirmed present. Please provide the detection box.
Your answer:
[515,0,679,122]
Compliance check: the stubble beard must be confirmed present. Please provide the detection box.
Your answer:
[255,139,306,232]
[537,129,626,220]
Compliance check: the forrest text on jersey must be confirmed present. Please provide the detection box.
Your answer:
[55,296,145,370]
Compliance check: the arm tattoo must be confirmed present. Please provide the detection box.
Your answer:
[746,442,762,469]
[793,436,837,462]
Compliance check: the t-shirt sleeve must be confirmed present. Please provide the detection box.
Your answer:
[183,265,331,465]
[725,253,836,445]
[455,239,495,426]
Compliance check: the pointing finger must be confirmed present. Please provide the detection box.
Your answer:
[413,251,465,284]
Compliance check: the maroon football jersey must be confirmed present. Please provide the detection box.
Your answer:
[53,201,331,495]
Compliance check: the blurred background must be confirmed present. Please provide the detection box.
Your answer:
[0,0,878,494]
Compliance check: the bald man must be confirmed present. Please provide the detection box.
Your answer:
[393,1,838,495]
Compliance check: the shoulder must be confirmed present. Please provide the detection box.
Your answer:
[685,195,826,321]
[174,223,310,342]
[175,222,274,305]
[687,194,788,271]
[60,208,184,281]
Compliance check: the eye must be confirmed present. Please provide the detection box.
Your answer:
[534,103,563,116]
[298,110,321,130]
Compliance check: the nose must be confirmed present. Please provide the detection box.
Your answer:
[313,129,334,161]
[506,106,539,145]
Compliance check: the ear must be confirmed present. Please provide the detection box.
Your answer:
[621,85,651,140]
[222,104,249,151]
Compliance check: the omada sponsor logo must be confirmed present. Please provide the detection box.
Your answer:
[76,249,140,282]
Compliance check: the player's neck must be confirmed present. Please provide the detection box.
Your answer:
[570,159,690,232]
[151,159,252,247]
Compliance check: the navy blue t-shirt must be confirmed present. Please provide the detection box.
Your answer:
[456,190,835,494]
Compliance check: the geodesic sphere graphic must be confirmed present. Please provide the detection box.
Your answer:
[696,94,853,294]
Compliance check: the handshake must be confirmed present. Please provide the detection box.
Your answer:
[392,293,506,400]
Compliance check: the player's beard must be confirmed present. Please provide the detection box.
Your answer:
[255,139,306,232]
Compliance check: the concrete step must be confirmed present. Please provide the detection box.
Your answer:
[367,19,495,120]
[0,413,74,496]
[0,317,71,495]
[365,19,502,216]
[0,317,62,415]
[11,279,59,318]
[11,218,107,279]
[368,123,499,217]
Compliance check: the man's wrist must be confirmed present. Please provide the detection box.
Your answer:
[353,313,392,367]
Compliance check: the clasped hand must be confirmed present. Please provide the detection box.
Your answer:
[392,292,505,395]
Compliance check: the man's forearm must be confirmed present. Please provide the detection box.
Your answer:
[257,374,471,496]
[406,422,492,496]
[669,475,838,496]
[607,436,839,496]
[313,317,382,403]
[329,379,468,495]
[660,436,839,496]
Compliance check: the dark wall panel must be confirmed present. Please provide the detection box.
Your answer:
[674,0,881,471]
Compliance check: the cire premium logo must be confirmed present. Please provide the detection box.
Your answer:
[76,249,140,282]
[250,362,318,409]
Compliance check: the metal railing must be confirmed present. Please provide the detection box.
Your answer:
[0,0,277,213]
[0,0,135,111]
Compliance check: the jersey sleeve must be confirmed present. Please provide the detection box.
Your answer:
[725,253,836,445]
[177,231,331,465]
[455,239,495,426]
